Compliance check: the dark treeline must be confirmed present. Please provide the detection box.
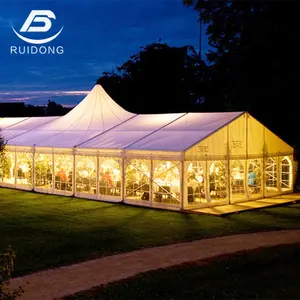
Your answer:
[0,100,72,117]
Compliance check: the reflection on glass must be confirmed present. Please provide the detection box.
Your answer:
[187,162,206,204]
[247,159,262,196]
[209,161,227,200]
[54,155,73,191]
[16,152,32,186]
[153,161,180,205]
[99,158,121,196]
[35,154,53,188]
[76,156,97,194]
[125,159,150,200]
[265,157,278,192]
[231,160,245,196]
[281,157,292,190]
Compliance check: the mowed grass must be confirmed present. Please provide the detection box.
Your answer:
[1,188,300,276]
[67,244,300,300]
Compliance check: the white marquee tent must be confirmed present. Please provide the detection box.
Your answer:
[0,85,295,210]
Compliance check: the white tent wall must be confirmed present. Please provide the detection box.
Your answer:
[183,112,294,210]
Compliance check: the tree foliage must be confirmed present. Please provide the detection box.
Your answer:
[0,246,24,300]
[97,42,210,113]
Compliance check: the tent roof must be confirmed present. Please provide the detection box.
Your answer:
[78,113,186,149]
[125,112,244,151]
[2,84,243,151]
[6,85,135,147]
[1,117,58,141]
[0,117,29,130]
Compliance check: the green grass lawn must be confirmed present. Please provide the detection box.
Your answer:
[66,244,300,300]
[1,187,300,277]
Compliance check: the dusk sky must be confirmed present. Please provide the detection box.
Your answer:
[0,0,208,107]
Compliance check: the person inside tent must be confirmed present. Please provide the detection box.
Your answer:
[55,167,67,190]
[248,167,257,193]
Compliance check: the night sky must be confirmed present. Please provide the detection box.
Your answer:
[0,0,208,107]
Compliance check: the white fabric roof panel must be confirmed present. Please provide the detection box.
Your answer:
[0,117,29,130]
[2,117,58,141]
[79,113,185,149]
[126,112,244,151]
[7,85,136,147]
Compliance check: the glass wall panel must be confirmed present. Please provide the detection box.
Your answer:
[0,152,15,185]
[16,152,32,186]
[153,160,180,205]
[125,159,150,201]
[99,158,121,197]
[208,160,228,205]
[230,160,246,202]
[35,153,53,188]
[75,156,97,194]
[54,155,73,192]
[186,162,206,205]
[281,156,292,191]
[265,157,278,195]
[247,158,262,197]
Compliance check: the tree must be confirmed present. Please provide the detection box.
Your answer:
[0,246,24,299]
[183,0,300,149]
[97,42,209,113]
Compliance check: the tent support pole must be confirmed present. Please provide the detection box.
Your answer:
[227,125,231,204]
[121,150,125,203]
[96,154,99,200]
[52,149,55,194]
[180,153,184,211]
[72,147,76,196]
[32,145,35,191]
[150,157,153,207]
[14,147,17,188]
[245,113,249,199]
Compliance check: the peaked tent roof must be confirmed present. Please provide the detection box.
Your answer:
[7,85,136,147]
[3,85,244,152]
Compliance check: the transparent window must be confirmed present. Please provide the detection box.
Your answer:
[281,157,292,190]
[153,161,180,205]
[231,160,245,195]
[265,157,278,191]
[35,153,53,188]
[16,152,32,186]
[0,152,15,184]
[99,158,121,196]
[76,156,97,194]
[209,161,227,199]
[247,159,262,195]
[187,162,205,204]
[125,159,150,200]
[54,155,73,191]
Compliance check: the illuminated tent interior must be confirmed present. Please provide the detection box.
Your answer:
[0,85,295,210]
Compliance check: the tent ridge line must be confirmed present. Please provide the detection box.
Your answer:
[124,112,188,150]
[6,117,59,145]
[1,117,30,131]
[183,111,246,153]
[75,114,138,148]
